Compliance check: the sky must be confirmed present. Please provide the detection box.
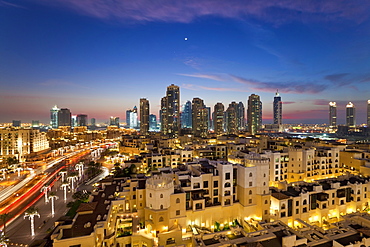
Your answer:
[1,0,370,125]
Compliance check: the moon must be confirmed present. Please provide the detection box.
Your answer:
[184,37,188,41]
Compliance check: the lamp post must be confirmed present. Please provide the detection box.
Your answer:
[24,207,40,236]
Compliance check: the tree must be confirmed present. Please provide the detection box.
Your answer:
[48,192,59,217]
[72,191,90,203]
[24,207,40,236]
[87,162,102,178]
[60,182,70,201]
[0,231,9,247]
[0,213,11,237]
[40,185,51,203]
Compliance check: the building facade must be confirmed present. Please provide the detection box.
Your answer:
[247,94,262,135]
[346,102,356,127]
[140,98,150,135]
[329,102,337,127]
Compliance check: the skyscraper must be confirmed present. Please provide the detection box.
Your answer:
[213,103,224,135]
[76,114,88,127]
[140,98,150,135]
[109,116,120,127]
[247,94,262,135]
[161,84,180,138]
[50,105,60,129]
[236,102,245,131]
[273,91,282,126]
[329,102,337,127]
[346,102,356,127]
[367,100,370,127]
[226,102,237,135]
[58,108,72,126]
[149,114,157,131]
[181,101,192,129]
[192,97,208,137]
[126,106,138,129]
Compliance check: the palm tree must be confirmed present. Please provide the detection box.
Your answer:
[59,169,68,182]
[40,185,50,203]
[60,181,70,201]
[48,192,59,217]
[15,165,23,177]
[75,163,84,180]
[0,230,9,247]
[24,207,40,236]
[0,213,11,237]
[67,172,78,191]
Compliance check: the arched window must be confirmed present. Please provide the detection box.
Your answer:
[281,204,286,209]
[160,194,163,198]
[265,200,268,204]
[159,216,164,222]
[249,172,253,177]
[225,182,231,188]
[303,199,307,205]
[249,190,252,195]
[160,205,164,209]
[176,198,180,203]
[149,193,152,198]
[263,173,266,177]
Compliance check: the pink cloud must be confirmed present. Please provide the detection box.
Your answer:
[36,0,370,25]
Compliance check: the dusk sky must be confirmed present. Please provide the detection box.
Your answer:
[1,0,370,124]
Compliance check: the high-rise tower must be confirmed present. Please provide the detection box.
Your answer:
[126,106,138,129]
[329,102,337,127]
[346,102,356,127]
[140,98,150,135]
[181,100,192,129]
[226,102,238,135]
[247,94,262,135]
[161,84,180,138]
[58,108,71,127]
[192,98,208,137]
[367,100,370,127]
[76,114,88,127]
[50,105,60,129]
[273,91,282,126]
[236,102,245,131]
[213,103,224,135]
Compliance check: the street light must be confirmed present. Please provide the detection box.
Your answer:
[40,185,51,204]
[48,192,59,217]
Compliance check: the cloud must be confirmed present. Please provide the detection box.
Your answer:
[36,0,370,25]
[177,73,227,82]
[179,73,328,94]
[282,101,295,105]
[312,99,329,106]
[0,0,25,8]
[181,83,248,92]
[38,79,89,89]
[229,74,328,94]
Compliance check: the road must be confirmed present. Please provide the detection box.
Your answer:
[6,179,74,245]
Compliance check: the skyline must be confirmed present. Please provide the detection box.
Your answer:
[1,0,370,124]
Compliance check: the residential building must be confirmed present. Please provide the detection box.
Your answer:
[346,102,356,127]
[213,103,224,135]
[181,100,192,129]
[140,98,150,135]
[192,98,208,138]
[58,108,72,127]
[247,94,262,135]
[329,102,337,127]
[273,91,282,126]
[50,105,60,128]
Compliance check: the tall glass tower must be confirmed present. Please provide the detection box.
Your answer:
[273,91,282,126]
[50,105,60,129]
[346,102,356,127]
[181,100,192,129]
[329,102,337,127]
[247,94,262,135]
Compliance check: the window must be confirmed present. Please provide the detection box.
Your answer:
[225,182,231,188]
[149,214,153,219]
[160,205,164,209]
[249,190,252,195]
[149,193,152,198]
[160,194,163,198]
[281,204,286,209]
[264,210,268,215]
[159,217,164,222]
[176,198,180,203]
[166,238,175,245]
[265,200,268,204]
[214,189,218,196]
[225,172,230,180]
[281,212,286,217]
[203,181,208,188]
[303,207,307,213]
[176,210,180,215]
[303,199,307,205]
[296,209,299,214]
[296,201,299,206]
[193,183,200,189]
[249,172,252,177]
[249,182,253,187]
[214,181,218,187]
[249,199,252,204]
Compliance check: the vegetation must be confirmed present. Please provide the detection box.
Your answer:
[87,161,102,178]
[72,190,91,202]
[113,163,136,178]
[0,213,11,236]
[66,190,91,217]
